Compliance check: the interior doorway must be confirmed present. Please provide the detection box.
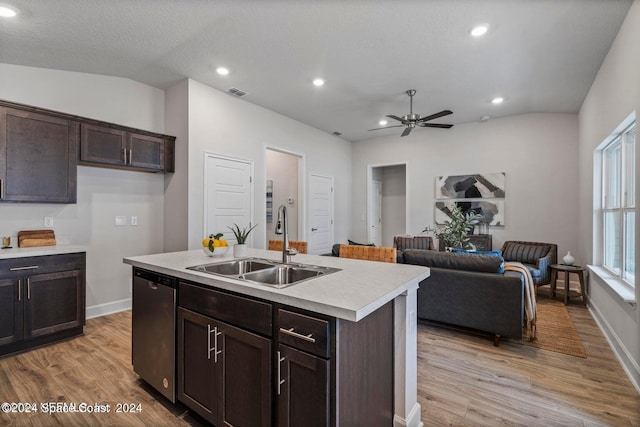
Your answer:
[367,164,407,247]
[265,148,303,243]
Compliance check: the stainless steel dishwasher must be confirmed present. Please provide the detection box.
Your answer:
[132,267,177,402]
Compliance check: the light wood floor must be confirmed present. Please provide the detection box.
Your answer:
[0,304,638,426]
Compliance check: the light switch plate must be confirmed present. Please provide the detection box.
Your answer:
[44,217,54,228]
[115,216,127,226]
[130,216,138,226]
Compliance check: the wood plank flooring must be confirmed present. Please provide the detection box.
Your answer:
[0,304,638,426]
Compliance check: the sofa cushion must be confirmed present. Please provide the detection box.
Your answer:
[394,236,434,251]
[450,249,505,273]
[502,243,552,265]
[403,249,504,274]
[348,239,375,246]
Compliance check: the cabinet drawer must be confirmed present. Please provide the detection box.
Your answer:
[179,282,272,337]
[278,309,329,359]
[0,253,86,278]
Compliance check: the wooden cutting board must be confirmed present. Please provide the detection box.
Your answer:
[18,229,56,248]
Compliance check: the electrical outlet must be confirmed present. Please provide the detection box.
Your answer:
[115,216,127,226]
[44,217,54,228]
[130,216,138,226]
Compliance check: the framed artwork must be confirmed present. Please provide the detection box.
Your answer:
[435,199,505,226]
[435,172,505,199]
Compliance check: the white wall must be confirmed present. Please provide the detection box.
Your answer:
[578,0,640,390]
[0,63,166,317]
[266,149,299,241]
[169,79,351,251]
[351,113,579,256]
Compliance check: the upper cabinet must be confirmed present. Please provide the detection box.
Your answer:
[0,107,78,203]
[80,123,174,173]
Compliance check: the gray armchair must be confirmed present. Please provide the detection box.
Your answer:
[500,240,557,286]
[393,235,434,251]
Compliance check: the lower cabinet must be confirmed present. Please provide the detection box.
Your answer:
[277,344,329,427]
[0,253,86,356]
[177,307,271,427]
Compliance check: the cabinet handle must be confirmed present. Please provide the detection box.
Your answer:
[213,327,223,363]
[17,279,21,301]
[0,178,3,199]
[277,351,285,395]
[207,324,214,360]
[128,149,133,165]
[122,148,128,165]
[279,327,316,343]
[27,278,31,300]
[10,265,39,271]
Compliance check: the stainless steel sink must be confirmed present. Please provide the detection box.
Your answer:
[187,258,340,288]
[243,264,340,288]
[187,258,274,275]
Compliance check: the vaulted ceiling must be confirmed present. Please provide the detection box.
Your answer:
[0,0,633,141]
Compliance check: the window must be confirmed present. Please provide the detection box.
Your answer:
[602,121,636,286]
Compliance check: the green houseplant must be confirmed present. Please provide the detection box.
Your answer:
[423,206,481,250]
[228,223,258,244]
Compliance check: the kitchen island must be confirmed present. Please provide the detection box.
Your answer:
[124,248,429,427]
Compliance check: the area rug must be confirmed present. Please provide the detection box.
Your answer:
[513,298,587,358]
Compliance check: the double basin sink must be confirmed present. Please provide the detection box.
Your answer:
[187,258,341,288]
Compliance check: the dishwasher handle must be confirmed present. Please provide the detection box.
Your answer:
[134,268,177,288]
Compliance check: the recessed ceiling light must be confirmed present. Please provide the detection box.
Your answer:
[480,115,491,121]
[216,67,230,76]
[379,120,388,126]
[492,97,504,105]
[313,78,325,87]
[470,25,489,37]
[0,4,18,17]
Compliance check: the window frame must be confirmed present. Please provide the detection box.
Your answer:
[601,121,636,286]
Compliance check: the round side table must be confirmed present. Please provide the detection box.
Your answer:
[549,264,587,305]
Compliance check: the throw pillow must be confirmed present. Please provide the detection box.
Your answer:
[451,249,505,273]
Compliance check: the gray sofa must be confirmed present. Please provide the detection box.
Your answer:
[401,249,524,344]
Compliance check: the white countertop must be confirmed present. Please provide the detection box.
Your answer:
[123,248,430,322]
[0,244,87,260]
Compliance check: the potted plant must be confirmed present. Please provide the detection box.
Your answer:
[228,223,258,257]
[423,206,481,251]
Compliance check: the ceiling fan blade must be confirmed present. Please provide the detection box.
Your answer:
[417,110,453,122]
[368,125,405,131]
[401,127,412,137]
[386,114,406,123]
[417,122,454,129]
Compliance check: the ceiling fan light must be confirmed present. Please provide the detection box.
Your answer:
[379,120,387,126]
[313,78,325,87]
[492,97,504,105]
[216,67,230,76]
[470,25,488,37]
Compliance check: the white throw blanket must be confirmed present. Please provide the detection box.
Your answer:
[504,261,537,341]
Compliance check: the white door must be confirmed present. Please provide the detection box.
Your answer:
[368,180,382,246]
[204,153,253,245]
[308,174,334,255]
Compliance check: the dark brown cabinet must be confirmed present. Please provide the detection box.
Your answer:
[0,253,86,357]
[277,344,329,427]
[178,281,272,427]
[80,123,170,172]
[0,107,78,203]
[467,234,492,251]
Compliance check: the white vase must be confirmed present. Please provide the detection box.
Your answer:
[562,251,575,266]
[234,243,247,258]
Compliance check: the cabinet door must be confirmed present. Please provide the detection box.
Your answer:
[277,344,329,427]
[128,133,164,171]
[0,278,23,346]
[0,107,78,203]
[80,124,127,167]
[177,308,218,425]
[218,320,271,427]
[24,269,84,340]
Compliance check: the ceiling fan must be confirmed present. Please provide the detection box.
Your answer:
[368,89,453,137]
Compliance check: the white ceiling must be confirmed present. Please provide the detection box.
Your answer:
[0,0,633,141]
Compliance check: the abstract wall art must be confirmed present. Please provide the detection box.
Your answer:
[435,200,505,226]
[435,172,506,199]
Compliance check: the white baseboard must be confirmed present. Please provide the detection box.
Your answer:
[393,402,423,427]
[86,298,132,319]
[588,303,640,393]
